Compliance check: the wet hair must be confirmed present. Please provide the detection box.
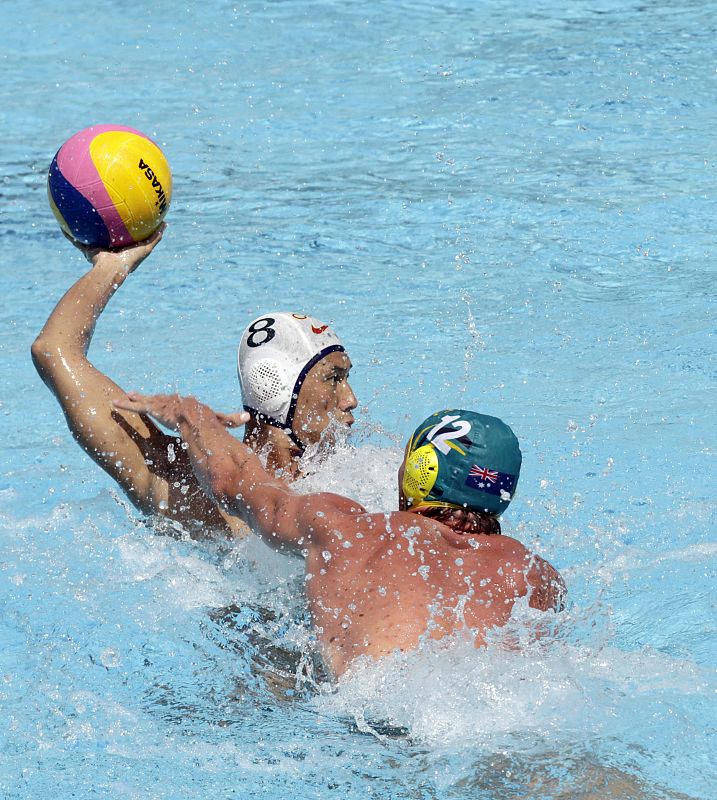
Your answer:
[412,505,502,535]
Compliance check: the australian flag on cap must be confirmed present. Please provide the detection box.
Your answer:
[465,464,517,499]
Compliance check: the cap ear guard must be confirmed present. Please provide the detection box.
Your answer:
[402,444,439,508]
[242,358,291,415]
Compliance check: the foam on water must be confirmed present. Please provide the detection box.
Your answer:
[1,440,715,798]
[3,0,717,796]
[320,624,709,747]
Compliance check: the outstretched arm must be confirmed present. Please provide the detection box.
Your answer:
[114,392,357,552]
[31,228,193,515]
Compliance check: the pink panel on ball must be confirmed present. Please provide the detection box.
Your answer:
[56,125,147,247]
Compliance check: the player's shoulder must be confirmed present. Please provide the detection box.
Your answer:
[323,492,367,514]
[300,492,368,523]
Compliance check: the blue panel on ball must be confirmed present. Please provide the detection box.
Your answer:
[48,155,111,248]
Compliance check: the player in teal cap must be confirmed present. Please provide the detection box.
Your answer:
[400,410,522,535]
[113,392,566,678]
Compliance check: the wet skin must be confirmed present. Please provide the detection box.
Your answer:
[31,228,357,536]
[302,510,561,676]
[292,351,357,448]
[113,393,566,678]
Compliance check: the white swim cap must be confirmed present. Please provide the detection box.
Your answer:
[237,312,345,431]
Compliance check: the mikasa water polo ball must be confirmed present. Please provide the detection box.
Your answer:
[47,125,172,249]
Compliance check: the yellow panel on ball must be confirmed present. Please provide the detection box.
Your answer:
[89,130,172,243]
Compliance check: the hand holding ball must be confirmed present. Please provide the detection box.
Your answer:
[48,125,172,249]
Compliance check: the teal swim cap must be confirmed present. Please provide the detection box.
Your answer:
[402,409,522,517]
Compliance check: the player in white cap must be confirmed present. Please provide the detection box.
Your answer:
[32,227,357,537]
[238,311,356,478]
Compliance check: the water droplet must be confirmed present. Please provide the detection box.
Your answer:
[100,647,121,668]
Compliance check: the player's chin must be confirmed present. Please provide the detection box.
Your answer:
[318,415,354,447]
[327,411,355,430]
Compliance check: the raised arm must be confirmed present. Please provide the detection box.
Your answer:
[31,229,196,516]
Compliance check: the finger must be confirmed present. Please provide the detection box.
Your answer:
[216,412,246,428]
[112,392,150,412]
[133,224,165,253]
[112,397,146,412]
[216,411,251,428]
[62,230,99,260]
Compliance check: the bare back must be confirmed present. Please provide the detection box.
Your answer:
[300,510,563,676]
[116,393,566,680]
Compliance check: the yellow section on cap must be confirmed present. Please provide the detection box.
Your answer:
[89,131,172,241]
[402,444,439,508]
[412,500,464,511]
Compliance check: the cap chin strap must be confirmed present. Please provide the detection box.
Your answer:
[282,344,345,431]
[243,408,306,456]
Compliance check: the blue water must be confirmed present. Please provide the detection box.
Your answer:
[2,1,716,798]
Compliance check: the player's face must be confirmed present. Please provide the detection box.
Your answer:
[292,351,357,447]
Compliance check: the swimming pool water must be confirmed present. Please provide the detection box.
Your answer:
[1,1,715,798]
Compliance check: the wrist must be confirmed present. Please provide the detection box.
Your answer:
[178,397,215,434]
[91,252,132,285]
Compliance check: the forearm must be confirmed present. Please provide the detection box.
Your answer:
[111,391,305,546]
[176,399,270,524]
[33,227,164,374]
[34,255,131,364]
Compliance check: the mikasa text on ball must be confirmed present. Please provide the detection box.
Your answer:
[47,125,172,249]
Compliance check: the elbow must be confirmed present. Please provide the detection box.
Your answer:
[31,335,54,377]
[31,334,78,383]
[527,561,566,613]
[541,578,567,613]
[208,476,234,509]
